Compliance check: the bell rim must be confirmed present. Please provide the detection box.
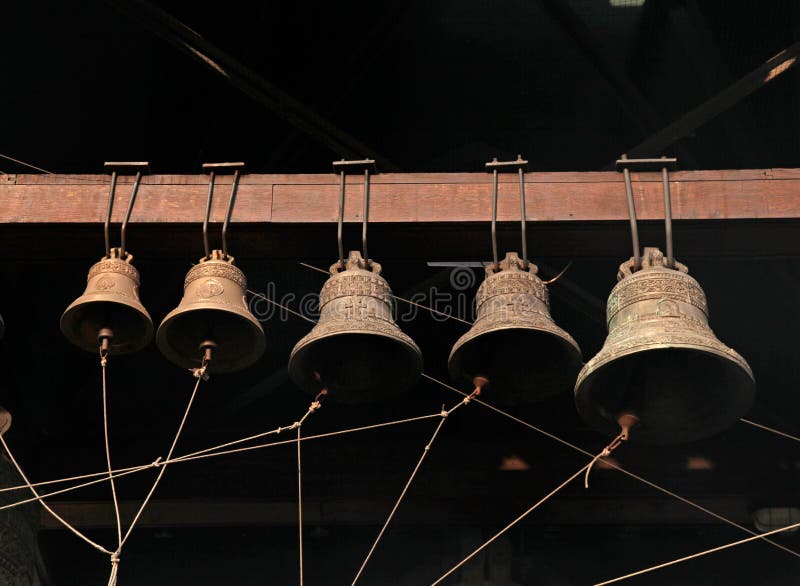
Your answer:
[60,298,154,355]
[449,322,582,365]
[574,343,756,444]
[155,307,266,374]
[0,406,12,435]
[288,329,423,397]
[448,324,584,396]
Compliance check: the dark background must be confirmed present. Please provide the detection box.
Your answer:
[2,1,800,584]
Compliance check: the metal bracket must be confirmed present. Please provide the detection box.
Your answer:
[615,157,677,172]
[103,161,150,259]
[201,162,245,260]
[485,155,529,270]
[616,154,678,271]
[333,159,377,270]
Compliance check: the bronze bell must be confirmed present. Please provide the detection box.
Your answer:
[289,251,422,403]
[575,247,755,445]
[61,248,153,354]
[0,405,11,435]
[449,252,582,401]
[157,250,265,374]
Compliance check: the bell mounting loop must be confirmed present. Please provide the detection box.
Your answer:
[332,159,376,271]
[615,154,678,272]
[201,162,245,261]
[103,162,149,260]
[485,154,529,270]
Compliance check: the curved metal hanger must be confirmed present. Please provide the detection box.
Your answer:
[486,155,529,270]
[201,162,244,260]
[103,162,150,259]
[333,159,376,270]
[616,154,678,271]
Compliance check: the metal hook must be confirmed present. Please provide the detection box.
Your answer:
[202,170,216,260]
[662,163,675,269]
[332,159,376,270]
[491,164,500,270]
[337,167,346,269]
[618,154,642,271]
[615,155,678,272]
[362,167,371,269]
[103,162,149,259]
[201,162,245,260]
[486,155,529,270]
[221,168,241,259]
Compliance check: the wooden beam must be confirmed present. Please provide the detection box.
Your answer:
[1,168,798,224]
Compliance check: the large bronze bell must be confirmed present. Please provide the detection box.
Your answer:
[289,250,423,403]
[157,250,265,374]
[61,248,153,354]
[575,247,755,444]
[449,252,582,401]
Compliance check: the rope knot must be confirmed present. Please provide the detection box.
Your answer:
[110,552,120,564]
[192,366,210,380]
[150,457,162,468]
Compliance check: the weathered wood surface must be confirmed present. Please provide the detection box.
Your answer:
[1,168,797,224]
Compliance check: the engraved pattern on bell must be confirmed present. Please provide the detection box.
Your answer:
[196,278,225,298]
[575,247,755,445]
[60,248,153,355]
[184,257,246,288]
[156,251,265,374]
[288,251,422,403]
[448,252,582,403]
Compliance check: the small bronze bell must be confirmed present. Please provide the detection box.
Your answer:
[61,248,153,354]
[289,251,423,403]
[61,162,152,354]
[449,252,582,401]
[157,250,265,374]
[574,247,755,444]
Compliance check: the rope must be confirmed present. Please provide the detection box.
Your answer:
[0,464,152,494]
[421,373,800,560]
[103,353,210,585]
[593,517,800,586]
[297,425,304,586]
[0,433,112,555]
[0,414,442,513]
[100,348,123,550]
[739,418,800,444]
[170,413,442,465]
[107,552,120,586]
[0,460,160,511]
[119,359,208,547]
[295,393,324,586]
[430,463,589,586]
[584,431,627,489]
[351,389,480,585]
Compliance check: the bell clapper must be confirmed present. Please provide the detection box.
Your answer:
[98,328,113,365]
[584,412,638,489]
[471,375,489,398]
[192,340,216,379]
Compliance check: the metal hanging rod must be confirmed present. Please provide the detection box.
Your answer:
[332,159,377,270]
[486,155,529,270]
[103,162,150,259]
[616,155,678,271]
[201,162,245,260]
